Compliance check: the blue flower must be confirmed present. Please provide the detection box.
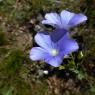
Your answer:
[40,28,68,42]
[42,10,87,30]
[30,32,79,67]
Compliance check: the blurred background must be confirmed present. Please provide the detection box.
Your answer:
[0,0,95,95]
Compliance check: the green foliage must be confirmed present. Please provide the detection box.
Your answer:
[0,49,24,76]
[0,0,51,25]
[70,68,87,80]
[0,0,82,26]
[0,32,6,45]
[0,49,49,95]
[1,86,13,95]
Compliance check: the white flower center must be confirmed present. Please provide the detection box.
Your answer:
[51,49,58,56]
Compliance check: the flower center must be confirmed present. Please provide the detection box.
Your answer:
[51,49,58,56]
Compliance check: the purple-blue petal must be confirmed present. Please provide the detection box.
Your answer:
[45,56,63,67]
[34,33,53,51]
[69,14,87,27]
[42,20,57,27]
[42,10,87,29]
[58,33,79,55]
[63,39,79,55]
[42,12,61,28]
[60,10,74,28]
[50,28,68,42]
[29,47,49,61]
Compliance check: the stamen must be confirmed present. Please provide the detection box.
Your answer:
[51,49,58,56]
